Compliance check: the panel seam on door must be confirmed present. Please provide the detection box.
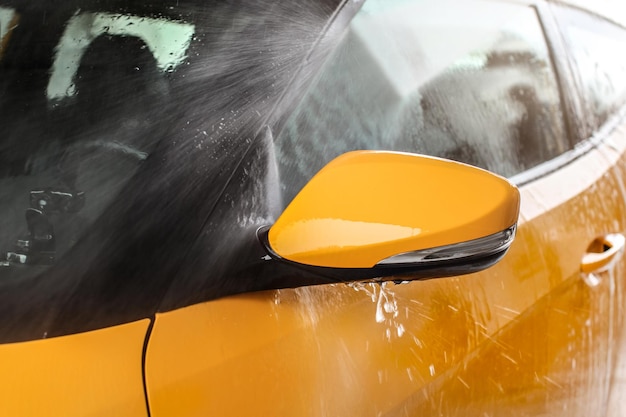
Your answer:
[141,316,156,417]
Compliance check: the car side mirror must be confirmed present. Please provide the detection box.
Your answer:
[259,151,520,282]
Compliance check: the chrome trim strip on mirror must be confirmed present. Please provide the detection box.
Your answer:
[257,224,514,283]
[376,226,516,266]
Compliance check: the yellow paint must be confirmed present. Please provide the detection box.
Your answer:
[145,130,626,415]
[273,218,422,253]
[0,320,150,417]
[268,151,520,268]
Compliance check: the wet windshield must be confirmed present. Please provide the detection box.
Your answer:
[0,6,195,278]
[0,1,341,307]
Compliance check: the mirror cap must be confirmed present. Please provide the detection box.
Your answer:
[268,151,520,269]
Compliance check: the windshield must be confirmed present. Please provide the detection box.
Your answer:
[0,6,196,279]
[0,1,343,338]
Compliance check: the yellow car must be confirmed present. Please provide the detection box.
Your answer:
[0,0,625,416]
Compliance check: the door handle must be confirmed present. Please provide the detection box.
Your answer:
[581,233,626,274]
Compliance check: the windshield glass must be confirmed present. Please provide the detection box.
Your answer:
[0,6,195,279]
[0,1,339,296]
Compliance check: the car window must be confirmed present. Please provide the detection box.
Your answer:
[0,9,192,280]
[274,0,568,205]
[555,6,626,134]
[0,1,347,340]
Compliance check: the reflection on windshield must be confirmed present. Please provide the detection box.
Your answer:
[48,13,195,100]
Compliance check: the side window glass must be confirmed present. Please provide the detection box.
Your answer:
[275,0,567,204]
[557,8,626,132]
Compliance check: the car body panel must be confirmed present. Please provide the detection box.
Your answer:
[0,319,150,417]
[145,127,626,415]
[144,64,626,413]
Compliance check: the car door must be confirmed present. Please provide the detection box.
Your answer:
[143,1,626,416]
[549,4,626,415]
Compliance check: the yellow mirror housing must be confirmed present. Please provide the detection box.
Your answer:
[267,151,520,270]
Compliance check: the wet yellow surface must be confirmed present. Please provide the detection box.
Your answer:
[607,317,626,417]
[0,319,149,417]
[145,261,626,416]
[391,268,625,416]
